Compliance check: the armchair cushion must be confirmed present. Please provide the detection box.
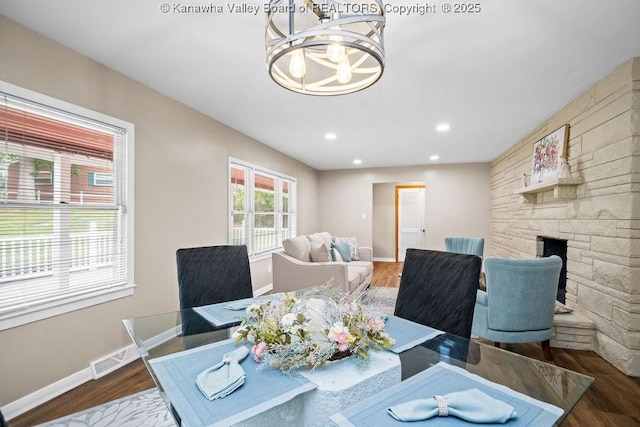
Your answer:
[472,256,562,345]
[445,237,485,258]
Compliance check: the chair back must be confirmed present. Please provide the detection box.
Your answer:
[394,249,482,338]
[176,245,253,309]
[484,256,561,332]
[444,236,484,258]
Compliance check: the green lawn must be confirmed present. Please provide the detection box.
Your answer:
[0,209,115,237]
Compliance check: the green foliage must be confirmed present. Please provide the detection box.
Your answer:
[32,159,81,178]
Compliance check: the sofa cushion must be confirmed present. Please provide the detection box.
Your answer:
[348,264,369,283]
[330,247,343,262]
[311,232,333,250]
[333,236,360,261]
[283,235,311,262]
[349,261,373,279]
[347,269,362,293]
[332,241,352,262]
[310,242,330,262]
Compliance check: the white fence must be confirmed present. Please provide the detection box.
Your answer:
[0,229,113,283]
[232,227,292,253]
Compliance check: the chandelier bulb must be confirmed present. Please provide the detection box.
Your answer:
[326,12,345,63]
[327,36,345,62]
[336,57,352,84]
[289,49,306,79]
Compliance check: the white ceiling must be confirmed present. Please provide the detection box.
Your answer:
[1,0,640,170]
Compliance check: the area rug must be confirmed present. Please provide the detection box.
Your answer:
[34,388,176,427]
[363,285,399,315]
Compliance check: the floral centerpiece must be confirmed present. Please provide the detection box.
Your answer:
[233,288,395,371]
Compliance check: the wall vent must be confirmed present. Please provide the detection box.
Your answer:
[89,346,137,379]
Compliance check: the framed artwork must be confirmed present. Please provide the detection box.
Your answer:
[530,124,569,185]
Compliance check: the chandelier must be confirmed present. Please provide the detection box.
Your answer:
[266,0,385,96]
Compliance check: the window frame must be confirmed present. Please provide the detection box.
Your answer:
[228,157,296,259]
[0,80,135,331]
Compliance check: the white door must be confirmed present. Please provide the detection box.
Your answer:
[397,186,425,262]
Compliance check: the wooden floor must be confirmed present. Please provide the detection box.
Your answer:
[10,261,640,426]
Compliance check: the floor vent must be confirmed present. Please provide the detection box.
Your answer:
[89,346,137,379]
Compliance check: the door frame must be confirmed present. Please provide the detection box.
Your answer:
[395,184,426,262]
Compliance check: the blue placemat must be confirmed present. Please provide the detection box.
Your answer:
[193,296,279,328]
[384,315,445,353]
[149,339,317,427]
[331,362,563,426]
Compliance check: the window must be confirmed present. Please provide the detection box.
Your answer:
[0,81,134,330]
[88,172,113,187]
[229,158,296,257]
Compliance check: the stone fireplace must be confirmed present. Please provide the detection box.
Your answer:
[489,57,640,376]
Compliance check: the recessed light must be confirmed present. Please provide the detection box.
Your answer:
[436,123,450,132]
[430,155,440,161]
[325,133,337,140]
[353,159,362,165]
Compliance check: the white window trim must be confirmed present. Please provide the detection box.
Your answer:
[228,157,296,258]
[0,80,135,331]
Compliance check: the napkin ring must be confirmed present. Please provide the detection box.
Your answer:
[434,395,448,417]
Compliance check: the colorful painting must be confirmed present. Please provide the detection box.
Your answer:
[530,125,569,185]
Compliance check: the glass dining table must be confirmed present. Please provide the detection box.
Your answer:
[124,294,593,427]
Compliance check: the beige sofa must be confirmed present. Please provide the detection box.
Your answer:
[272,231,373,294]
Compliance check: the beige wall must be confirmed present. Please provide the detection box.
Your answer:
[490,57,640,375]
[0,16,319,405]
[319,163,492,259]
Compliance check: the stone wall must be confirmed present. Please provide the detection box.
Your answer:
[490,57,640,376]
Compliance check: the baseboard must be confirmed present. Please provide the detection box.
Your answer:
[2,288,276,421]
[3,366,93,421]
[4,342,142,420]
[254,283,273,296]
[373,257,396,262]
[89,344,140,379]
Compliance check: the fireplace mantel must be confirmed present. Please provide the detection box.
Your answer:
[514,177,584,203]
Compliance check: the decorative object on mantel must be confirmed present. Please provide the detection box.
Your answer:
[234,287,395,371]
[522,173,529,188]
[266,0,385,95]
[559,156,572,178]
[530,124,569,185]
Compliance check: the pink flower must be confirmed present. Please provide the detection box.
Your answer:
[328,322,353,352]
[252,342,268,362]
[365,318,384,332]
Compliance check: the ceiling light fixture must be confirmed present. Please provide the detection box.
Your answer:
[353,159,362,165]
[430,155,440,161]
[266,0,385,96]
[436,123,451,132]
[325,132,337,140]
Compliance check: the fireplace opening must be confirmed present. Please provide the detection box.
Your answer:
[537,236,567,303]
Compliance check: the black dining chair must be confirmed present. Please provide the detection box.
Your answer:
[394,248,482,377]
[394,248,481,338]
[176,245,253,337]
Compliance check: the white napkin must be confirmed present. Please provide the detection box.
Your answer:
[196,346,250,400]
[388,388,518,423]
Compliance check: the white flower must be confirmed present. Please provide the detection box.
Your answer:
[280,312,296,328]
[246,304,261,315]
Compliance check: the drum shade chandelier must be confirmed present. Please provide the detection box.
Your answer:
[266,0,385,96]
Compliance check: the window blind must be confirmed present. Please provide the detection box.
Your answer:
[0,91,130,320]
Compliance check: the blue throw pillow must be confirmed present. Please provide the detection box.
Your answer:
[331,241,351,262]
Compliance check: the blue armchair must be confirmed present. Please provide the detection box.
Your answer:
[471,256,562,360]
[445,236,484,258]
